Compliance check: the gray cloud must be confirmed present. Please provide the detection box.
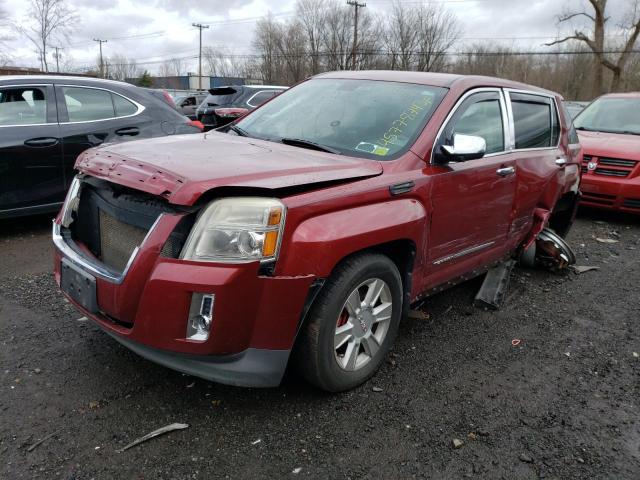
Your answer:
[2,0,636,72]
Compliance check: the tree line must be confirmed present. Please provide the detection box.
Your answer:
[2,0,640,100]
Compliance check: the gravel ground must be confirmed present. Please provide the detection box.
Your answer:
[0,210,639,479]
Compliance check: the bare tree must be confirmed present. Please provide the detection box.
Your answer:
[414,3,461,71]
[109,54,141,81]
[547,0,640,94]
[253,14,284,83]
[296,0,327,75]
[322,2,354,71]
[383,1,460,71]
[14,0,77,71]
[158,57,186,77]
[203,46,243,78]
[0,2,12,65]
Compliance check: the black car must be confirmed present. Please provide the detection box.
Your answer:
[0,76,202,218]
[196,85,287,131]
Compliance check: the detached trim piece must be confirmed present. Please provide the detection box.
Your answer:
[389,181,415,196]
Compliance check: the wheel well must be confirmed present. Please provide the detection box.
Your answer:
[549,191,579,237]
[332,240,416,318]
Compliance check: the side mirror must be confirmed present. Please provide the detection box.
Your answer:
[438,133,486,163]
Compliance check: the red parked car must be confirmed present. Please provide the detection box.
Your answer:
[53,71,581,391]
[574,92,640,212]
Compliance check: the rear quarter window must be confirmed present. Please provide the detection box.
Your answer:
[510,92,559,149]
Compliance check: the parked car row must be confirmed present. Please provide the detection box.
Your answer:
[0,78,285,218]
[0,76,204,218]
[195,85,288,130]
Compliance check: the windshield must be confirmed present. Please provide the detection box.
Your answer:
[236,78,447,160]
[574,97,640,135]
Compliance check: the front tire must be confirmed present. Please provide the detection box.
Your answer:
[295,253,403,392]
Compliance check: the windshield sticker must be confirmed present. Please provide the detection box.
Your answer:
[355,142,390,156]
[377,95,434,148]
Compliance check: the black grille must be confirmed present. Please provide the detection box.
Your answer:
[69,178,183,274]
[594,168,629,177]
[99,209,149,272]
[599,157,637,168]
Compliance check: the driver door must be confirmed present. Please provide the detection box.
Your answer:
[426,89,517,285]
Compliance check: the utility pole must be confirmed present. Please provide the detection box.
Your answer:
[347,1,366,70]
[192,23,210,90]
[53,46,62,73]
[93,38,107,78]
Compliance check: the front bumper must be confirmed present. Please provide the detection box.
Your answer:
[102,329,290,387]
[53,214,315,387]
[580,174,640,214]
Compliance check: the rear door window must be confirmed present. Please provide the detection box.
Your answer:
[510,93,559,149]
[62,87,138,122]
[0,86,48,125]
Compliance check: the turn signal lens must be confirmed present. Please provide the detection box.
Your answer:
[262,231,279,257]
[268,207,282,226]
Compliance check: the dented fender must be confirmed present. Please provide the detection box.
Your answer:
[276,198,428,277]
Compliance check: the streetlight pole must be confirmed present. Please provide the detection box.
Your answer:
[192,23,210,90]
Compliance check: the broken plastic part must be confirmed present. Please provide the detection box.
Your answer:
[535,228,576,271]
[474,260,516,310]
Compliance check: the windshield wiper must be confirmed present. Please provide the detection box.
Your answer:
[280,137,341,155]
[227,124,248,137]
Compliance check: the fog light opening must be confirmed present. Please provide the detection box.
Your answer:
[186,293,215,341]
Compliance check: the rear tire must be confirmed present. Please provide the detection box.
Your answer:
[295,253,403,392]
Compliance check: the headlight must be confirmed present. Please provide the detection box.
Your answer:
[180,197,286,263]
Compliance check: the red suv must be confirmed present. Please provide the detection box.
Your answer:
[574,93,640,213]
[53,71,581,391]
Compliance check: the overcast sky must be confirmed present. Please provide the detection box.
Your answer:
[0,0,633,73]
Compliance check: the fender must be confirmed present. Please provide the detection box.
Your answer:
[523,207,551,250]
[277,198,428,277]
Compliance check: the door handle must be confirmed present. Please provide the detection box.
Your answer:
[555,157,567,167]
[496,166,515,177]
[115,127,140,136]
[24,137,59,148]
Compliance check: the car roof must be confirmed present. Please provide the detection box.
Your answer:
[243,85,288,89]
[314,70,557,96]
[0,75,135,87]
[598,92,640,99]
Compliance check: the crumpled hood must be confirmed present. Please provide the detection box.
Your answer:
[577,130,640,161]
[75,132,383,205]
